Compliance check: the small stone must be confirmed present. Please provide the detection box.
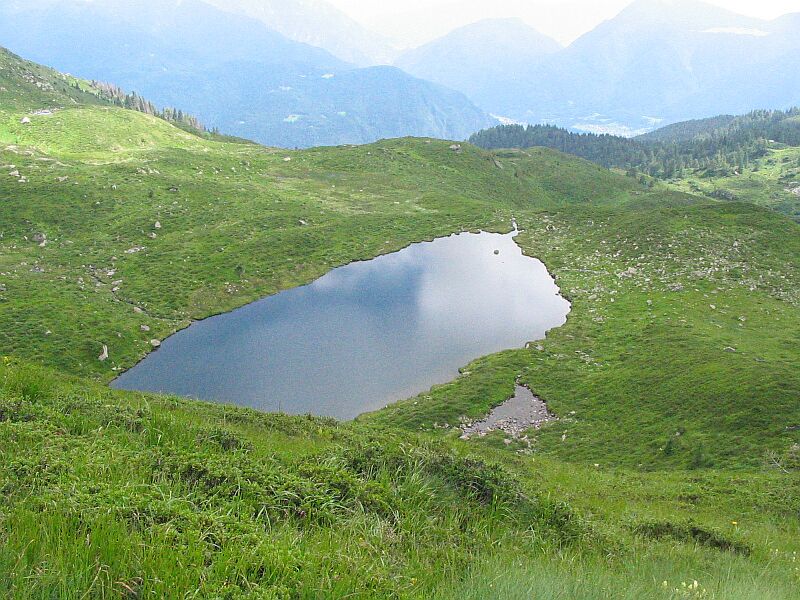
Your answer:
[154,221,161,229]
[98,344,109,361]
[140,325,150,332]
[20,117,31,124]
[150,339,161,348]
[133,307,144,314]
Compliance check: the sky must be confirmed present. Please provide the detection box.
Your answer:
[325,0,800,47]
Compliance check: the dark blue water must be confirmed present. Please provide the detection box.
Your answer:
[112,230,570,419]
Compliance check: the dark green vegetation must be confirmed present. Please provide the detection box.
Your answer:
[1,49,799,598]
[470,108,800,177]
[470,109,800,220]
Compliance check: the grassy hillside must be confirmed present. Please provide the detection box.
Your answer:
[1,49,799,598]
[469,110,800,221]
[370,197,800,468]
[0,92,642,379]
[669,145,800,221]
[1,359,798,599]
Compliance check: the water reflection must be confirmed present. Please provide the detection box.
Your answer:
[112,230,570,419]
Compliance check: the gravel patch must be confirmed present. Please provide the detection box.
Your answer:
[460,384,556,440]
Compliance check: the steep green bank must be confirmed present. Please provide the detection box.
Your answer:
[1,360,798,598]
[1,47,799,598]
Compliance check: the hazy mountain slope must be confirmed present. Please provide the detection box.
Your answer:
[418,0,800,136]
[202,0,397,65]
[218,65,495,148]
[0,0,490,147]
[395,18,561,112]
[557,0,800,132]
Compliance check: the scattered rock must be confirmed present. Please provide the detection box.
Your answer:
[31,232,46,244]
[56,176,68,182]
[460,384,556,440]
[9,170,20,178]
[140,325,150,332]
[449,144,462,152]
[133,307,144,314]
[98,344,109,361]
[20,117,31,124]
[150,339,161,348]
[724,346,737,353]
[154,221,161,229]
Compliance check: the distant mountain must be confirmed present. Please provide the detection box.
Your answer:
[516,0,800,134]
[410,0,800,136]
[0,0,492,147]
[208,65,495,148]
[202,0,397,66]
[395,18,561,112]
